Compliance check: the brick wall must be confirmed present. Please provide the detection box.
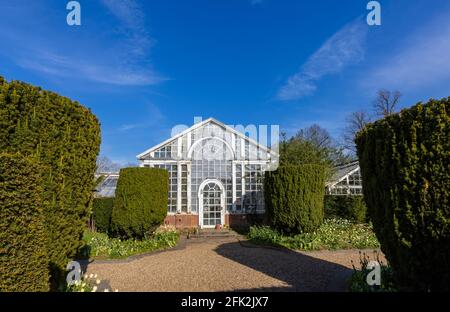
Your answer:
[164,213,266,229]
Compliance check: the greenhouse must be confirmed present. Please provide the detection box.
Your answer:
[94,173,119,198]
[326,161,363,196]
[136,117,278,228]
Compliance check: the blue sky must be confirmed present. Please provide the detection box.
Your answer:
[1,0,449,164]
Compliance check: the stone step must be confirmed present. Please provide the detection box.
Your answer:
[200,230,230,234]
[189,234,236,239]
[187,229,241,239]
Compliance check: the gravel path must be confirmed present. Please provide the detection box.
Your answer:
[85,237,382,292]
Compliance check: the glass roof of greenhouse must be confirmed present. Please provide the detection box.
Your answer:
[95,174,119,198]
[327,161,360,186]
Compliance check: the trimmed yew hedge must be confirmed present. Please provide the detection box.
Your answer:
[0,77,101,289]
[324,195,367,223]
[356,97,450,291]
[93,197,114,234]
[264,165,325,234]
[0,154,50,292]
[111,167,168,239]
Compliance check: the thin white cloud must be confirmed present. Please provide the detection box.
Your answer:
[101,0,146,30]
[364,11,450,90]
[100,0,153,58]
[18,50,163,86]
[278,18,368,101]
[2,0,164,86]
[118,123,149,131]
[118,103,165,132]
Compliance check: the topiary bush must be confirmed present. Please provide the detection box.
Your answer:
[356,97,450,291]
[0,153,50,291]
[111,167,169,239]
[93,198,114,234]
[264,164,325,234]
[324,195,367,223]
[0,77,101,289]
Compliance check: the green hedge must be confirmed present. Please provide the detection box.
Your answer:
[324,195,367,223]
[0,77,101,289]
[356,97,450,291]
[111,167,168,239]
[0,154,50,291]
[264,165,325,234]
[93,198,114,234]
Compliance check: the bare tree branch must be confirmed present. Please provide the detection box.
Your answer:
[343,110,371,152]
[373,89,401,117]
[295,124,332,149]
[96,156,121,173]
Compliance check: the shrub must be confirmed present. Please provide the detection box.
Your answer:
[324,195,367,223]
[264,165,325,234]
[356,97,450,291]
[111,167,168,239]
[248,225,281,244]
[0,154,50,291]
[0,77,101,288]
[93,198,114,234]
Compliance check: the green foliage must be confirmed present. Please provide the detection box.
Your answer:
[280,137,329,166]
[356,97,450,291]
[324,195,367,223]
[0,77,101,289]
[111,167,169,239]
[279,125,353,178]
[0,154,50,291]
[349,251,396,292]
[81,230,179,259]
[264,165,325,234]
[93,198,114,234]
[248,219,380,251]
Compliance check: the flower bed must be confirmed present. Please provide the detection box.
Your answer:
[248,218,380,251]
[81,229,179,260]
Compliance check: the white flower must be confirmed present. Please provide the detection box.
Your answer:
[92,286,98,292]
[89,274,94,278]
[104,289,110,292]
[94,274,98,278]
[96,279,101,285]
[114,289,118,292]
[84,274,88,279]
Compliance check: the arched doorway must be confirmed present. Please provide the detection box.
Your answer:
[189,135,234,216]
[198,179,225,228]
